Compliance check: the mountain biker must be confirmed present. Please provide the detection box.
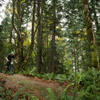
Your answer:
[5,52,17,73]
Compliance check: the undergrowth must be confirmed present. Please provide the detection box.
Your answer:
[24,67,100,100]
[0,87,39,100]
[19,67,68,83]
[2,67,100,100]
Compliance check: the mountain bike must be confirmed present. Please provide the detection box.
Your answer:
[5,61,15,74]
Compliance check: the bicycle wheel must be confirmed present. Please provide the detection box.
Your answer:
[4,65,10,74]
[10,64,15,74]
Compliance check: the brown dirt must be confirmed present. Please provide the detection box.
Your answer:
[0,73,69,100]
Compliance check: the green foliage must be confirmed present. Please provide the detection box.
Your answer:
[58,89,67,100]
[13,88,25,100]
[0,87,12,100]
[21,0,26,4]
[53,68,100,100]
[42,72,54,80]
[0,0,100,99]
[54,74,67,82]
[45,88,57,100]
[22,68,68,82]
[14,89,39,100]
[74,68,100,100]
[0,87,39,100]
[20,67,37,76]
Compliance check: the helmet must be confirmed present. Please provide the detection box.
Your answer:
[11,51,14,55]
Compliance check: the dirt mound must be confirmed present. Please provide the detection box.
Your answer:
[0,73,66,100]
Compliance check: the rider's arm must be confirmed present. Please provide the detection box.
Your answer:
[5,57,8,62]
[12,55,17,63]
[14,59,17,63]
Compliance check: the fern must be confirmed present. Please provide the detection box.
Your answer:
[13,88,24,100]
[45,88,57,100]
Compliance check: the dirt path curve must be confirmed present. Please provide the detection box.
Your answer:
[0,73,65,99]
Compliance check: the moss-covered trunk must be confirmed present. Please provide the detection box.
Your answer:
[81,0,99,68]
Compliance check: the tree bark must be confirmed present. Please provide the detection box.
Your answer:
[49,0,56,73]
[30,0,36,52]
[91,0,99,32]
[91,0,100,68]
[37,0,43,73]
[12,0,24,70]
[81,0,99,68]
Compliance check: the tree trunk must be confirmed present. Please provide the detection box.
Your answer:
[81,0,99,68]
[91,0,99,32]
[12,0,24,70]
[91,0,100,65]
[30,0,36,52]
[49,0,56,73]
[37,0,43,73]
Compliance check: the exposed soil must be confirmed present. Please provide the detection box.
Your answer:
[0,73,70,100]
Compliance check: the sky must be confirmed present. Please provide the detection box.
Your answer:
[0,0,9,24]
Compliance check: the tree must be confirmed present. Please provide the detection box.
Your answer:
[36,0,43,73]
[48,0,56,73]
[91,0,100,64]
[81,0,99,68]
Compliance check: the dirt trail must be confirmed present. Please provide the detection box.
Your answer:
[0,73,66,100]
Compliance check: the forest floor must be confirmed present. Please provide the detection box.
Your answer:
[0,73,71,100]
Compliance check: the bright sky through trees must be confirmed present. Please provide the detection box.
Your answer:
[0,0,9,24]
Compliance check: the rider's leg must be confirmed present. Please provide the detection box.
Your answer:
[5,65,9,73]
[5,62,10,73]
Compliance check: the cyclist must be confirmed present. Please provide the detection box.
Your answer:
[5,52,17,73]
